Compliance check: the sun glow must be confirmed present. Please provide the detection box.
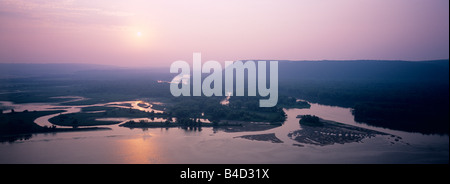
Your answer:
[121,27,153,48]
[116,25,158,56]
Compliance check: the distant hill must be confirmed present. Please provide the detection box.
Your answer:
[0,63,118,78]
[0,63,173,80]
[269,59,449,134]
[275,59,449,83]
[2,59,448,82]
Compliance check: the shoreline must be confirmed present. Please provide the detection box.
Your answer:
[0,127,111,143]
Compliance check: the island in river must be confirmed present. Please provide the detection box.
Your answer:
[289,115,400,146]
[235,115,402,147]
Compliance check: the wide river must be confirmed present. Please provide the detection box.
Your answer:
[0,98,448,163]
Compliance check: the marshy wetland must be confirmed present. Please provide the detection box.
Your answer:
[0,96,447,163]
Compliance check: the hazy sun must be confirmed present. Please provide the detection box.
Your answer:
[137,32,142,37]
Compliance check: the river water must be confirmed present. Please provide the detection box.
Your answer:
[0,98,448,164]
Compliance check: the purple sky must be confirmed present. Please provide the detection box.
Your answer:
[0,0,448,67]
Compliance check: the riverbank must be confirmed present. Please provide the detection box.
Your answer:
[0,110,111,143]
[119,120,242,128]
[118,119,284,133]
[1,110,65,135]
[0,127,111,143]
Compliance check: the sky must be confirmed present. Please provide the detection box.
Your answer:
[0,0,448,67]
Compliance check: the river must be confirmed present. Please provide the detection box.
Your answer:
[0,99,448,163]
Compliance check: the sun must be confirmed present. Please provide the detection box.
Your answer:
[137,32,142,37]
